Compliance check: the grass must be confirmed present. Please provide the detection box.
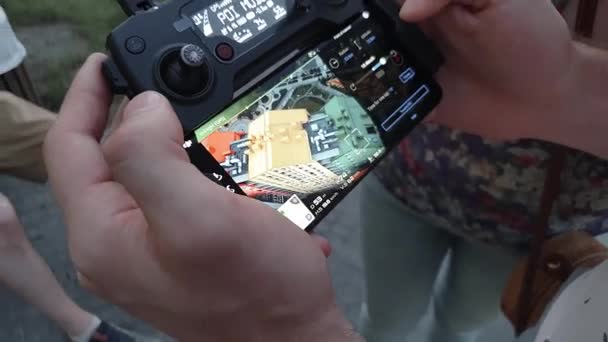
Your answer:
[3,0,125,49]
[3,0,126,109]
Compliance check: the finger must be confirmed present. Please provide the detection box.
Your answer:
[400,0,487,23]
[418,20,436,38]
[103,92,235,246]
[55,53,112,141]
[0,193,26,243]
[400,0,451,22]
[44,53,114,210]
[311,235,332,258]
[434,3,479,35]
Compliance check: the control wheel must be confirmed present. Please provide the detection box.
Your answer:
[158,44,213,98]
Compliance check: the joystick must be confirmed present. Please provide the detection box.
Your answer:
[158,44,212,98]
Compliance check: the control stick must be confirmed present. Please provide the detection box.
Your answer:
[160,44,212,97]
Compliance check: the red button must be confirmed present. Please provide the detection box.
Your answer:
[390,50,403,65]
[390,52,403,66]
[216,43,234,61]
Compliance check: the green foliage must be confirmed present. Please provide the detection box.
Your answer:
[3,0,125,49]
[3,0,125,109]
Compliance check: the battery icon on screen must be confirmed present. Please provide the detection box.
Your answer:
[202,10,213,36]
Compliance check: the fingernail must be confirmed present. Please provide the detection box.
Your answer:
[128,91,165,113]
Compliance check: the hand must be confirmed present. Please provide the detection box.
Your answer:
[401,0,577,140]
[44,54,357,342]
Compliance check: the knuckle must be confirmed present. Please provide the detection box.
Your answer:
[69,241,108,280]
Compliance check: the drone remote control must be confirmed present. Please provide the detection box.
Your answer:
[104,0,444,231]
[104,0,442,132]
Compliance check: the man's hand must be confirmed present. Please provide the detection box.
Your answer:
[44,54,358,342]
[401,0,577,141]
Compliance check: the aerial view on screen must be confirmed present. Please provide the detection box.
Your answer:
[194,51,386,227]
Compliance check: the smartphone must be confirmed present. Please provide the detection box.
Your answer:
[184,10,442,231]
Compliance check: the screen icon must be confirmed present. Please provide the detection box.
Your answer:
[278,195,316,230]
[381,85,430,131]
[399,68,415,84]
[390,50,404,66]
[329,58,340,69]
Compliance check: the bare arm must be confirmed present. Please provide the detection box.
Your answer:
[533,0,608,158]
[536,42,608,159]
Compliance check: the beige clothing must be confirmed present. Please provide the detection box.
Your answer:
[0,91,55,182]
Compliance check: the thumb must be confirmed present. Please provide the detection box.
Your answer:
[400,0,451,22]
[118,91,184,148]
[104,92,232,248]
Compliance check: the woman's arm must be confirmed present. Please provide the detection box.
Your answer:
[534,43,608,158]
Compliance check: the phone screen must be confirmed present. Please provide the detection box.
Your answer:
[185,10,441,230]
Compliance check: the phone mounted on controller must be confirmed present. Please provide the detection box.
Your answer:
[103,0,443,134]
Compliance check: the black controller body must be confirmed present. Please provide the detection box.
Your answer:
[103,0,443,134]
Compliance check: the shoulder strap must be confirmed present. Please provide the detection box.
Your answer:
[514,145,566,336]
[512,0,601,332]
